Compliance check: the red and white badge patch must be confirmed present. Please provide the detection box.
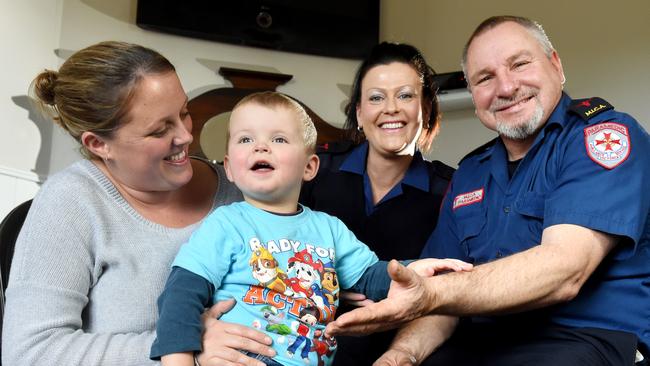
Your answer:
[584,122,630,169]
[453,188,484,210]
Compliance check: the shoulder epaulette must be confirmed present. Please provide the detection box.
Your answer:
[316,139,355,154]
[568,97,614,121]
[458,138,498,165]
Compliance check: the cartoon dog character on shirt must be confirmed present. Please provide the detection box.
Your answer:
[285,249,328,309]
[249,242,289,294]
[320,261,339,306]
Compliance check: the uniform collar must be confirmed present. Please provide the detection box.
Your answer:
[519,92,574,157]
[475,144,495,163]
[340,141,368,174]
[537,92,573,137]
[340,141,430,192]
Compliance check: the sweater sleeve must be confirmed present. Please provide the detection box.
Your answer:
[150,267,214,359]
[2,166,158,366]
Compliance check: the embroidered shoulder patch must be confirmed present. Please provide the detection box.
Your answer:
[584,122,630,169]
[453,188,484,210]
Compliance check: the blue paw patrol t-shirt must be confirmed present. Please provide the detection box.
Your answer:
[172,201,378,366]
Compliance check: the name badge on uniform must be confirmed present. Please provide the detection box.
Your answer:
[453,188,484,210]
[584,122,630,169]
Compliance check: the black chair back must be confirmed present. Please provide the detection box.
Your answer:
[0,199,32,302]
[0,199,32,364]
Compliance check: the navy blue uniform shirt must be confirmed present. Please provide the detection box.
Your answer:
[338,141,431,215]
[422,93,650,354]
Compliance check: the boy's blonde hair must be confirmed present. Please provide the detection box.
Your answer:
[228,91,317,153]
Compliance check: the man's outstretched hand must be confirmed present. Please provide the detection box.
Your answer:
[326,260,435,336]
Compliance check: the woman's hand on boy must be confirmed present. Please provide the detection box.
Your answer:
[197,298,276,366]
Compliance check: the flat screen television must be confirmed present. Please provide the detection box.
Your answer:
[136,0,380,59]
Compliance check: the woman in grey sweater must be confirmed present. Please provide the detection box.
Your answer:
[2,42,274,366]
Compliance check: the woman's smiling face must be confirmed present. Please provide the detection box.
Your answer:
[356,62,425,158]
[101,71,194,193]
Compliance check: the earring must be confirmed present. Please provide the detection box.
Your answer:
[560,74,566,85]
[357,125,363,132]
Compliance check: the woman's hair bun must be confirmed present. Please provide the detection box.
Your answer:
[33,70,59,106]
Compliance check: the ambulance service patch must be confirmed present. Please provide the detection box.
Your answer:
[453,188,484,210]
[584,122,630,169]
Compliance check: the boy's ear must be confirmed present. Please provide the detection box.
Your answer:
[303,153,320,182]
[223,155,235,183]
[81,131,110,160]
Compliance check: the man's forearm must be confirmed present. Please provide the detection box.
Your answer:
[425,224,616,316]
[323,226,615,337]
[388,315,458,363]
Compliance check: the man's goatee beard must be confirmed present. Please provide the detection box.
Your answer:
[496,97,544,140]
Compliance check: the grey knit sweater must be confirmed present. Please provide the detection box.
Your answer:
[2,159,242,366]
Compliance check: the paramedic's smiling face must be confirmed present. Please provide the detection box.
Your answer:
[465,21,564,140]
[356,62,425,157]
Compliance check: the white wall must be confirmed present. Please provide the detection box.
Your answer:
[0,0,63,218]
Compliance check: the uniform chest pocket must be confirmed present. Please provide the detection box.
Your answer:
[451,211,487,262]
[455,208,487,247]
[514,192,547,219]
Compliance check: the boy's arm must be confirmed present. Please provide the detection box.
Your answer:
[150,267,215,361]
[346,260,393,301]
[347,259,473,302]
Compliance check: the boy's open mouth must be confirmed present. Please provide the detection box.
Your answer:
[252,161,274,171]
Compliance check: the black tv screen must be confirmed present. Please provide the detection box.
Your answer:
[136,0,380,59]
